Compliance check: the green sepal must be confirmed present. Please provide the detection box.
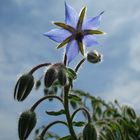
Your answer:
[67,68,77,80]
[77,41,84,56]
[77,7,86,30]
[57,36,73,49]
[84,29,105,35]
[53,22,75,33]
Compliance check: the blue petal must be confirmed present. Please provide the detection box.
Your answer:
[66,40,79,64]
[83,35,100,47]
[83,11,104,30]
[65,2,78,28]
[43,29,71,43]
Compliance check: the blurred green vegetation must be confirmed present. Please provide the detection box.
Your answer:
[34,82,140,140]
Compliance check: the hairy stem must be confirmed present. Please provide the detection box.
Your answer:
[40,120,67,139]
[30,95,63,111]
[29,63,52,74]
[75,58,86,72]
[63,53,67,66]
[71,107,91,123]
[64,85,77,140]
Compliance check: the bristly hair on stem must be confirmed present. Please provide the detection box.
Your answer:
[30,95,63,111]
[75,58,86,72]
[39,121,67,139]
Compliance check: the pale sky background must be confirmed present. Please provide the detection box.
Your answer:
[0,0,140,139]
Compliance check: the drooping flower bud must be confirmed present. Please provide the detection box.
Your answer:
[44,67,57,88]
[58,68,67,86]
[14,73,34,101]
[83,123,97,140]
[87,50,102,64]
[18,110,37,140]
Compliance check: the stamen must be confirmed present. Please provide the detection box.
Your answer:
[75,32,84,42]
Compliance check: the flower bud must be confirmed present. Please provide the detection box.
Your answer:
[87,50,102,64]
[44,67,57,88]
[58,68,67,86]
[83,123,97,140]
[14,73,34,101]
[18,110,37,140]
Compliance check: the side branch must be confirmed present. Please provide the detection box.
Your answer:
[39,120,67,139]
[29,63,52,74]
[31,95,63,111]
[75,58,86,72]
[64,85,78,140]
[71,107,91,123]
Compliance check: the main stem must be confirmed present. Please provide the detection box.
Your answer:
[64,85,77,140]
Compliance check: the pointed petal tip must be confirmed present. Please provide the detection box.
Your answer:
[51,21,55,24]
[43,32,48,36]
[64,1,71,10]
[64,1,72,9]
[64,1,67,6]
[100,11,105,15]
[65,1,78,28]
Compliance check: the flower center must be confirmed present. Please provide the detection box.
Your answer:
[75,32,84,42]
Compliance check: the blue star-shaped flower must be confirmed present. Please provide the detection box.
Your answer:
[44,2,105,64]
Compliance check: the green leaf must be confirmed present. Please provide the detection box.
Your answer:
[73,121,85,127]
[46,109,65,116]
[71,89,88,97]
[58,135,72,140]
[68,78,73,88]
[126,107,136,119]
[68,94,81,102]
[67,68,77,80]
[96,106,102,117]
[70,100,77,109]
[121,105,137,119]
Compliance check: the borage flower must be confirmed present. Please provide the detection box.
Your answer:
[44,2,105,64]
